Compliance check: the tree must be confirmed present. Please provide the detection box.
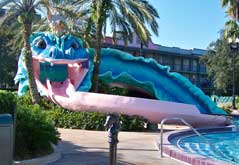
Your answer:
[221,0,239,21]
[201,33,239,94]
[0,28,19,88]
[73,0,159,92]
[221,0,239,41]
[221,0,239,108]
[224,20,239,40]
[1,0,42,103]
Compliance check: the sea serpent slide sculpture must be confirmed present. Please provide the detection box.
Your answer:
[15,32,229,127]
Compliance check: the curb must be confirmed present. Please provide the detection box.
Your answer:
[14,150,61,165]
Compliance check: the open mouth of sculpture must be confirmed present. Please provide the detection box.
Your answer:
[32,56,89,98]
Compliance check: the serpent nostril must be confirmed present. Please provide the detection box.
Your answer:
[49,52,53,58]
[49,48,63,59]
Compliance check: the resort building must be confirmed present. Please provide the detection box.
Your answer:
[102,33,211,94]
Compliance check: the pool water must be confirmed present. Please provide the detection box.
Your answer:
[176,117,239,164]
[232,117,239,127]
[178,131,239,164]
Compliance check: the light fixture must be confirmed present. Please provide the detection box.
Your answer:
[228,37,239,109]
[228,37,239,49]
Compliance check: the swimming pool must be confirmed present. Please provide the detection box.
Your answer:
[163,119,239,165]
[177,131,239,164]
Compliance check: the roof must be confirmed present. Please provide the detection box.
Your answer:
[158,45,207,56]
[103,34,207,56]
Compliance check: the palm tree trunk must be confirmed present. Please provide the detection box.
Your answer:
[91,1,107,93]
[23,23,40,104]
[91,22,103,92]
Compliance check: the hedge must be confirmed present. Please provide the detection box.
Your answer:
[0,91,60,160]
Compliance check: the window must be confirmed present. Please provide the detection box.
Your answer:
[162,56,173,66]
[183,58,190,71]
[192,60,198,72]
[199,62,206,72]
[174,57,181,71]
[147,53,153,58]
[157,55,163,63]
[151,53,156,60]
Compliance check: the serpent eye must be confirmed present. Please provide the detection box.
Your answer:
[36,40,46,49]
[71,42,79,49]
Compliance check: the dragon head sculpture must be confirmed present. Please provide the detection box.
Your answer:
[15,32,94,98]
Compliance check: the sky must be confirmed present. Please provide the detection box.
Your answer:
[149,0,228,50]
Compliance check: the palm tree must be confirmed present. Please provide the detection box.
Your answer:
[1,0,41,103]
[222,0,239,21]
[225,20,239,40]
[221,0,239,109]
[73,0,159,92]
[222,0,239,42]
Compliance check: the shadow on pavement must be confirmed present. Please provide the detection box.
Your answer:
[49,140,136,165]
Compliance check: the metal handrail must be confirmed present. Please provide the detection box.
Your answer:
[160,117,210,158]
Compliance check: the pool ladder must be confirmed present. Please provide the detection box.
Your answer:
[159,117,236,163]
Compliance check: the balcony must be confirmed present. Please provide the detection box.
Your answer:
[182,65,190,71]
[199,67,206,73]
[173,64,181,71]
[191,66,198,72]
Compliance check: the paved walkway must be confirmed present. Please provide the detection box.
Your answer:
[49,128,185,165]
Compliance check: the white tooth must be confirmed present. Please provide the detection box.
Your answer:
[73,63,81,68]
[50,62,54,66]
[68,64,73,67]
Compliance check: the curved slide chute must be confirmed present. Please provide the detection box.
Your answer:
[14,33,228,127]
[91,48,225,115]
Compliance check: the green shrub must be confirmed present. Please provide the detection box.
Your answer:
[120,115,145,131]
[46,108,145,131]
[218,102,232,114]
[99,80,129,96]
[15,101,60,160]
[236,97,239,103]
[0,91,60,160]
[0,90,16,114]
[46,108,106,130]
[17,92,56,110]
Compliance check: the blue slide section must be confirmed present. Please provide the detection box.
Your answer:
[85,48,226,115]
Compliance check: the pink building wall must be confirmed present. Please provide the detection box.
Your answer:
[103,33,159,50]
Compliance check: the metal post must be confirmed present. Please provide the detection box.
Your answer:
[233,51,236,109]
[229,37,239,109]
[104,114,120,165]
[160,121,164,158]
[140,42,143,57]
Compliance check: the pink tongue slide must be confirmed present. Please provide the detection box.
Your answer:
[45,79,229,127]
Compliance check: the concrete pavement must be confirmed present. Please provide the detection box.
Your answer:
[49,128,185,165]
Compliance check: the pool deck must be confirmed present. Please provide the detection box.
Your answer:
[49,128,185,165]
